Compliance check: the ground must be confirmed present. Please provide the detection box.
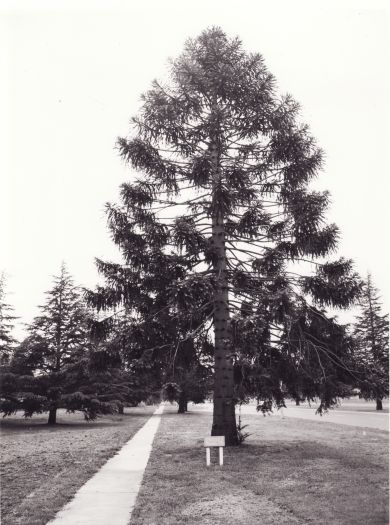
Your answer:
[131,404,389,525]
[0,401,388,525]
[201,398,389,431]
[0,407,155,525]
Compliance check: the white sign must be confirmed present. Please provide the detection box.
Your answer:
[204,436,225,447]
[204,436,225,466]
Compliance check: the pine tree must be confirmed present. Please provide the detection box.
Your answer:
[89,296,213,413]
[0,274,18,364]
[161,339,212,413]
[28,263,90,424]
[91,310,165,408]
[353,274,389,410]
[0,264,126,424]
[90,28,361,444]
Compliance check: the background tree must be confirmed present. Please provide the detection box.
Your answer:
[352,274,389,410]
[0,264,127,424]
[88,274,213,413]
[90,310,164,409]
[160,339,212,413]
[89,28,361,444]
[0,274,18,365]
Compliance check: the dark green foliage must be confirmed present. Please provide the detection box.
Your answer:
[87,300,212,411]
[233,293,357,414]
[352,274,389,407]
[89,28,362,437]
[0,275,18,365]
[236,404,250,443]
[0,265,128,423]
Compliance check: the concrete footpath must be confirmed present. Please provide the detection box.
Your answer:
[48,405,164,525]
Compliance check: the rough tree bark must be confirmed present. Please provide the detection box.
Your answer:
[210,129,239,445]
[48,407,57,425]
[178,391,188,414]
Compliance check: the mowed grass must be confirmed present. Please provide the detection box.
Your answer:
[131,406,389,525]
[0,406,156,525]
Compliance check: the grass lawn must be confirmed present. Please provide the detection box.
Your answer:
[0,406,156,525]
[131,405,389,525]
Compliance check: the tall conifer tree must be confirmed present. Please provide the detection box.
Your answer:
[90,28,361,444]
[27,263,90,423]
[0,275,18,364]
[353,274,389,410]
[1,265,126,424]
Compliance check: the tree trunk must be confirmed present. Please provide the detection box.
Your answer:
[376,398,383,411]
[178,391,188,414]
[295,399,300,406]
[118,404,124,415]
[48,407,57,425]
[210,137,239,446]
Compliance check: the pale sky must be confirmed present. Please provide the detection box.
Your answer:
[1,0,389,337]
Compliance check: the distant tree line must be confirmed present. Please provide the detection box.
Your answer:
[0,264,387,427]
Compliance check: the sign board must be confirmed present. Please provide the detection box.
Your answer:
[204,436,225,448]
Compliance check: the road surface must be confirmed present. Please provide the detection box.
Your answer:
[191,399,389,431]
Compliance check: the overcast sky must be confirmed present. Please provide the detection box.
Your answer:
[1,0,389,337]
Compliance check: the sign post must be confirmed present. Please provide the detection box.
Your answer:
[204,436,225,466]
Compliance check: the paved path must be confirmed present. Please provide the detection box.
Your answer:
[48,405,164,525]
[191,401,389,431]
[274,404,389,431]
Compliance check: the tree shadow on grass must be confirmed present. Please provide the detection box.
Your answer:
[0,419,119,433]
[0,410,154,434]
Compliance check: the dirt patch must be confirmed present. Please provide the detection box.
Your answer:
[182,492,300,525]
